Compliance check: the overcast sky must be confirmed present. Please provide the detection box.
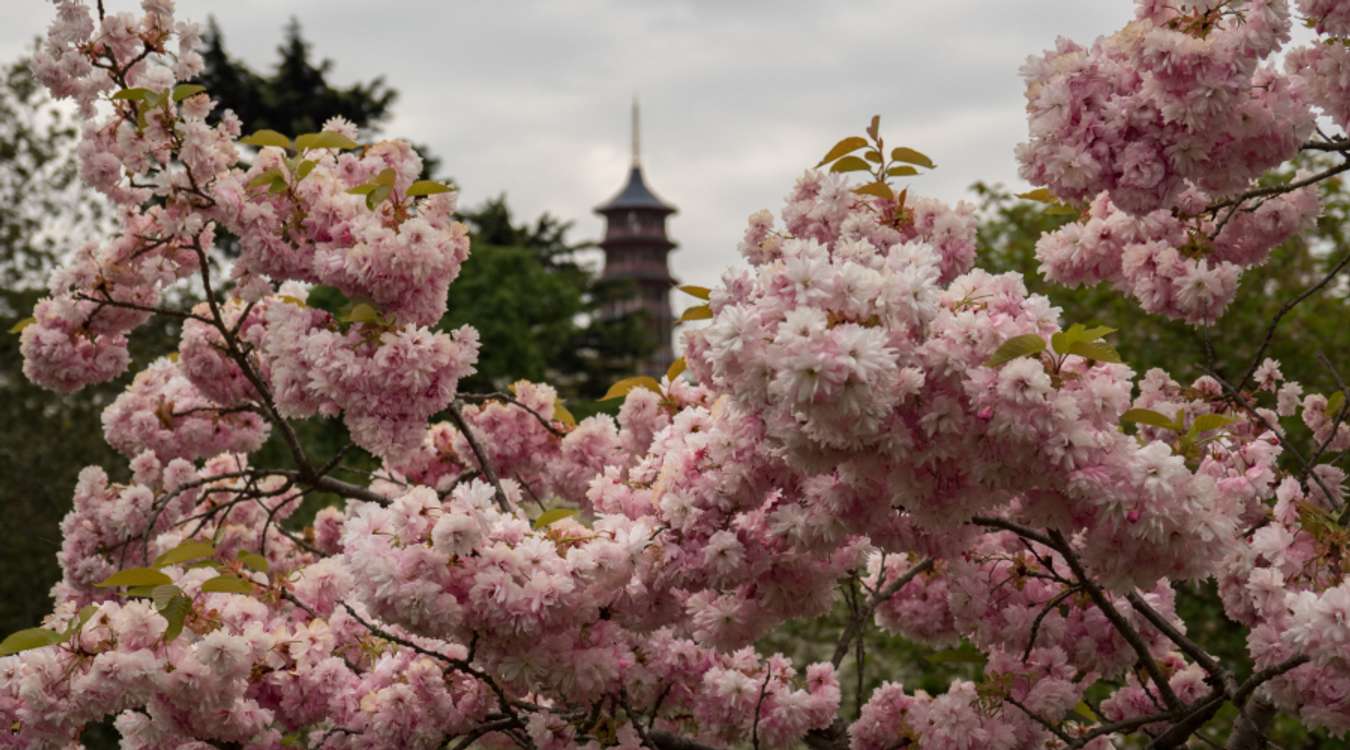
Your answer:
[3,1,1138,311]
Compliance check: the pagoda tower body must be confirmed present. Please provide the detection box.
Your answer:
[594,100,678,375]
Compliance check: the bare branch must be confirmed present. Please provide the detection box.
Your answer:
[830,557,934,668]
[447,401,512,513]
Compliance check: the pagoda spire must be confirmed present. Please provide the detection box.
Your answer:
[596,98,678,376]
[631,95,640,166]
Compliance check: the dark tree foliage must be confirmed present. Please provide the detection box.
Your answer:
[453,195,654,402]
[198,18,441,179]
[201,18,393,135]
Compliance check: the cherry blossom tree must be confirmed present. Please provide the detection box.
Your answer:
[2,1,1348,749]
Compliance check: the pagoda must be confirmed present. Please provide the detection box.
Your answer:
[594,99,678,375]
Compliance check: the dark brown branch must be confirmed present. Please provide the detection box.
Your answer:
[459,391,568,438]
[1022,585,1082,663]
[1206,157,1350,215]
[447,401,512,513]
[830,557,934,668]
[1235,250,1350,394]
[1125,592,1224,679]
[1047,530,1183,711]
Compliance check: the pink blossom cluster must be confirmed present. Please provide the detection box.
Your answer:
[217,136,470,327]
[258,299,480,462]
[177,297,270,405]
[746,171,978,285]
[1287,43,1350,131]
[1033,187,1318,324]
[849,677,1106,750]
[1017,0,1312,215]
[684,169,1237,589]
[341,480,652,647]
[1120,363,1349,733]
[22,0,482,465]
[101,357,270,462]
[1298,0,1350,35]
[20,205,209,392]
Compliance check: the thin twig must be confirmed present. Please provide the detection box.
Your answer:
[1047,530,1183,711]
[831,557,934,668]
[447,401,512,513]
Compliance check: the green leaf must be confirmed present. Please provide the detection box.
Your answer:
[854,181,895,201]
[160,593,190,642]
[96,568,173,588]
[890,147,935,169]
[886,165,919,178]
[1121,408,1179,431]
[345,183,377,196]
[238,551,270,574]
[0,628,64,656]
[201,575,254,595]
[1017,188,1057,203]
[63,605,98,640]
[816,136,869,167]
[679,305,713,322]
[666,357,687,382]
[533,507,579,529]
[601,376,663,401]
[9,317,34,334]
[678,285,711,300]
[306,285,351,317]
[295,160,317,180]
[553,401,577,429]
[1077,324,1116,340]
[247,168,284,190]
[125,585,160,598]
[341,303,382,325]
[406,180,452,197]
[153,539,215,568]
[1044,203,1081,217]
[366,184,391,210]
[1065,340,1121,363]
[1328,390,1346,417]
[151,584,183,611]
[171,83,206,102]
[1051,323,1117,356]
[1191,413,1237,434]
[112,87,153,102]
[829,156,871,173]
[295,131,359,151]
[240,129,291,150]
[373,167,397,187]
[983,334,1046,368]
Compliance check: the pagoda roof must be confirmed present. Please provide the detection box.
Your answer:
[595,165,677,215]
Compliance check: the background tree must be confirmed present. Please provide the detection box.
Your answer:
[454,194,653,401]
[198,18,404,162]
